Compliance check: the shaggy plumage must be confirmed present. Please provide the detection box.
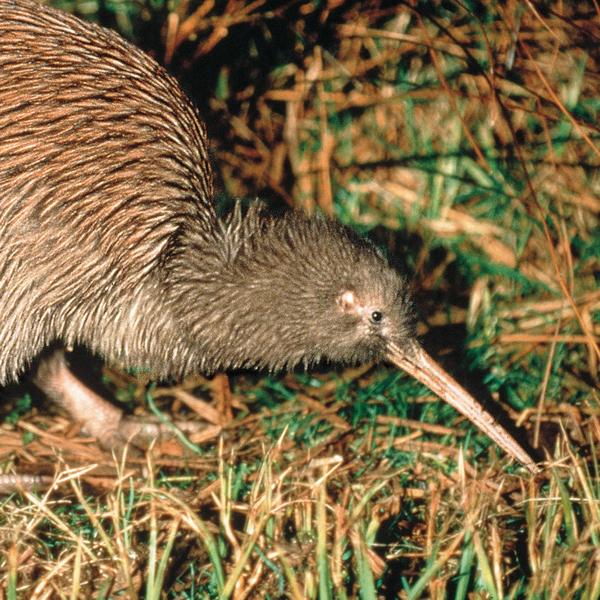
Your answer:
[0,0,537,473]
[0,0,414,381]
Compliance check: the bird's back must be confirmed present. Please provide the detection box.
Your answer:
[0,0,216,380]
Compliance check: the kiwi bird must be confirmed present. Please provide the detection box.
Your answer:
[0,0,537,477]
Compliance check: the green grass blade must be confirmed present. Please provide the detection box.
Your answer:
[454,531,475,600]
[317,477,332,600]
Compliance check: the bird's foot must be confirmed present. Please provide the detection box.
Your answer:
[0,350,211,494]
[33,348,202,452]
[0,472,53,494]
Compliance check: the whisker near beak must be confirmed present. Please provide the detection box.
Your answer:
[387,341,539,473]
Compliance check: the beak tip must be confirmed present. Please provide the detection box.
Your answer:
[386,343,538,474]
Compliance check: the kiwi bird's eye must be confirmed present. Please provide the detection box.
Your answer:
[370,311,383,323]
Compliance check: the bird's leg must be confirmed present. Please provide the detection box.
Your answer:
[0,350,206,493]
[34,348,124,447]
[33,348,201,451]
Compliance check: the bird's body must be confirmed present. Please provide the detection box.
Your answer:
[0,0,415,380]
[0,0,537,475]
[0,0,215,381]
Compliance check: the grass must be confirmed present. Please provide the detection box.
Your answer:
[1,0,599,597]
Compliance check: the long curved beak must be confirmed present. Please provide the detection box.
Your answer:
[387,341,538,473]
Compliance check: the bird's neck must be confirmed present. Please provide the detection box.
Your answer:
[163,206,337,373]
